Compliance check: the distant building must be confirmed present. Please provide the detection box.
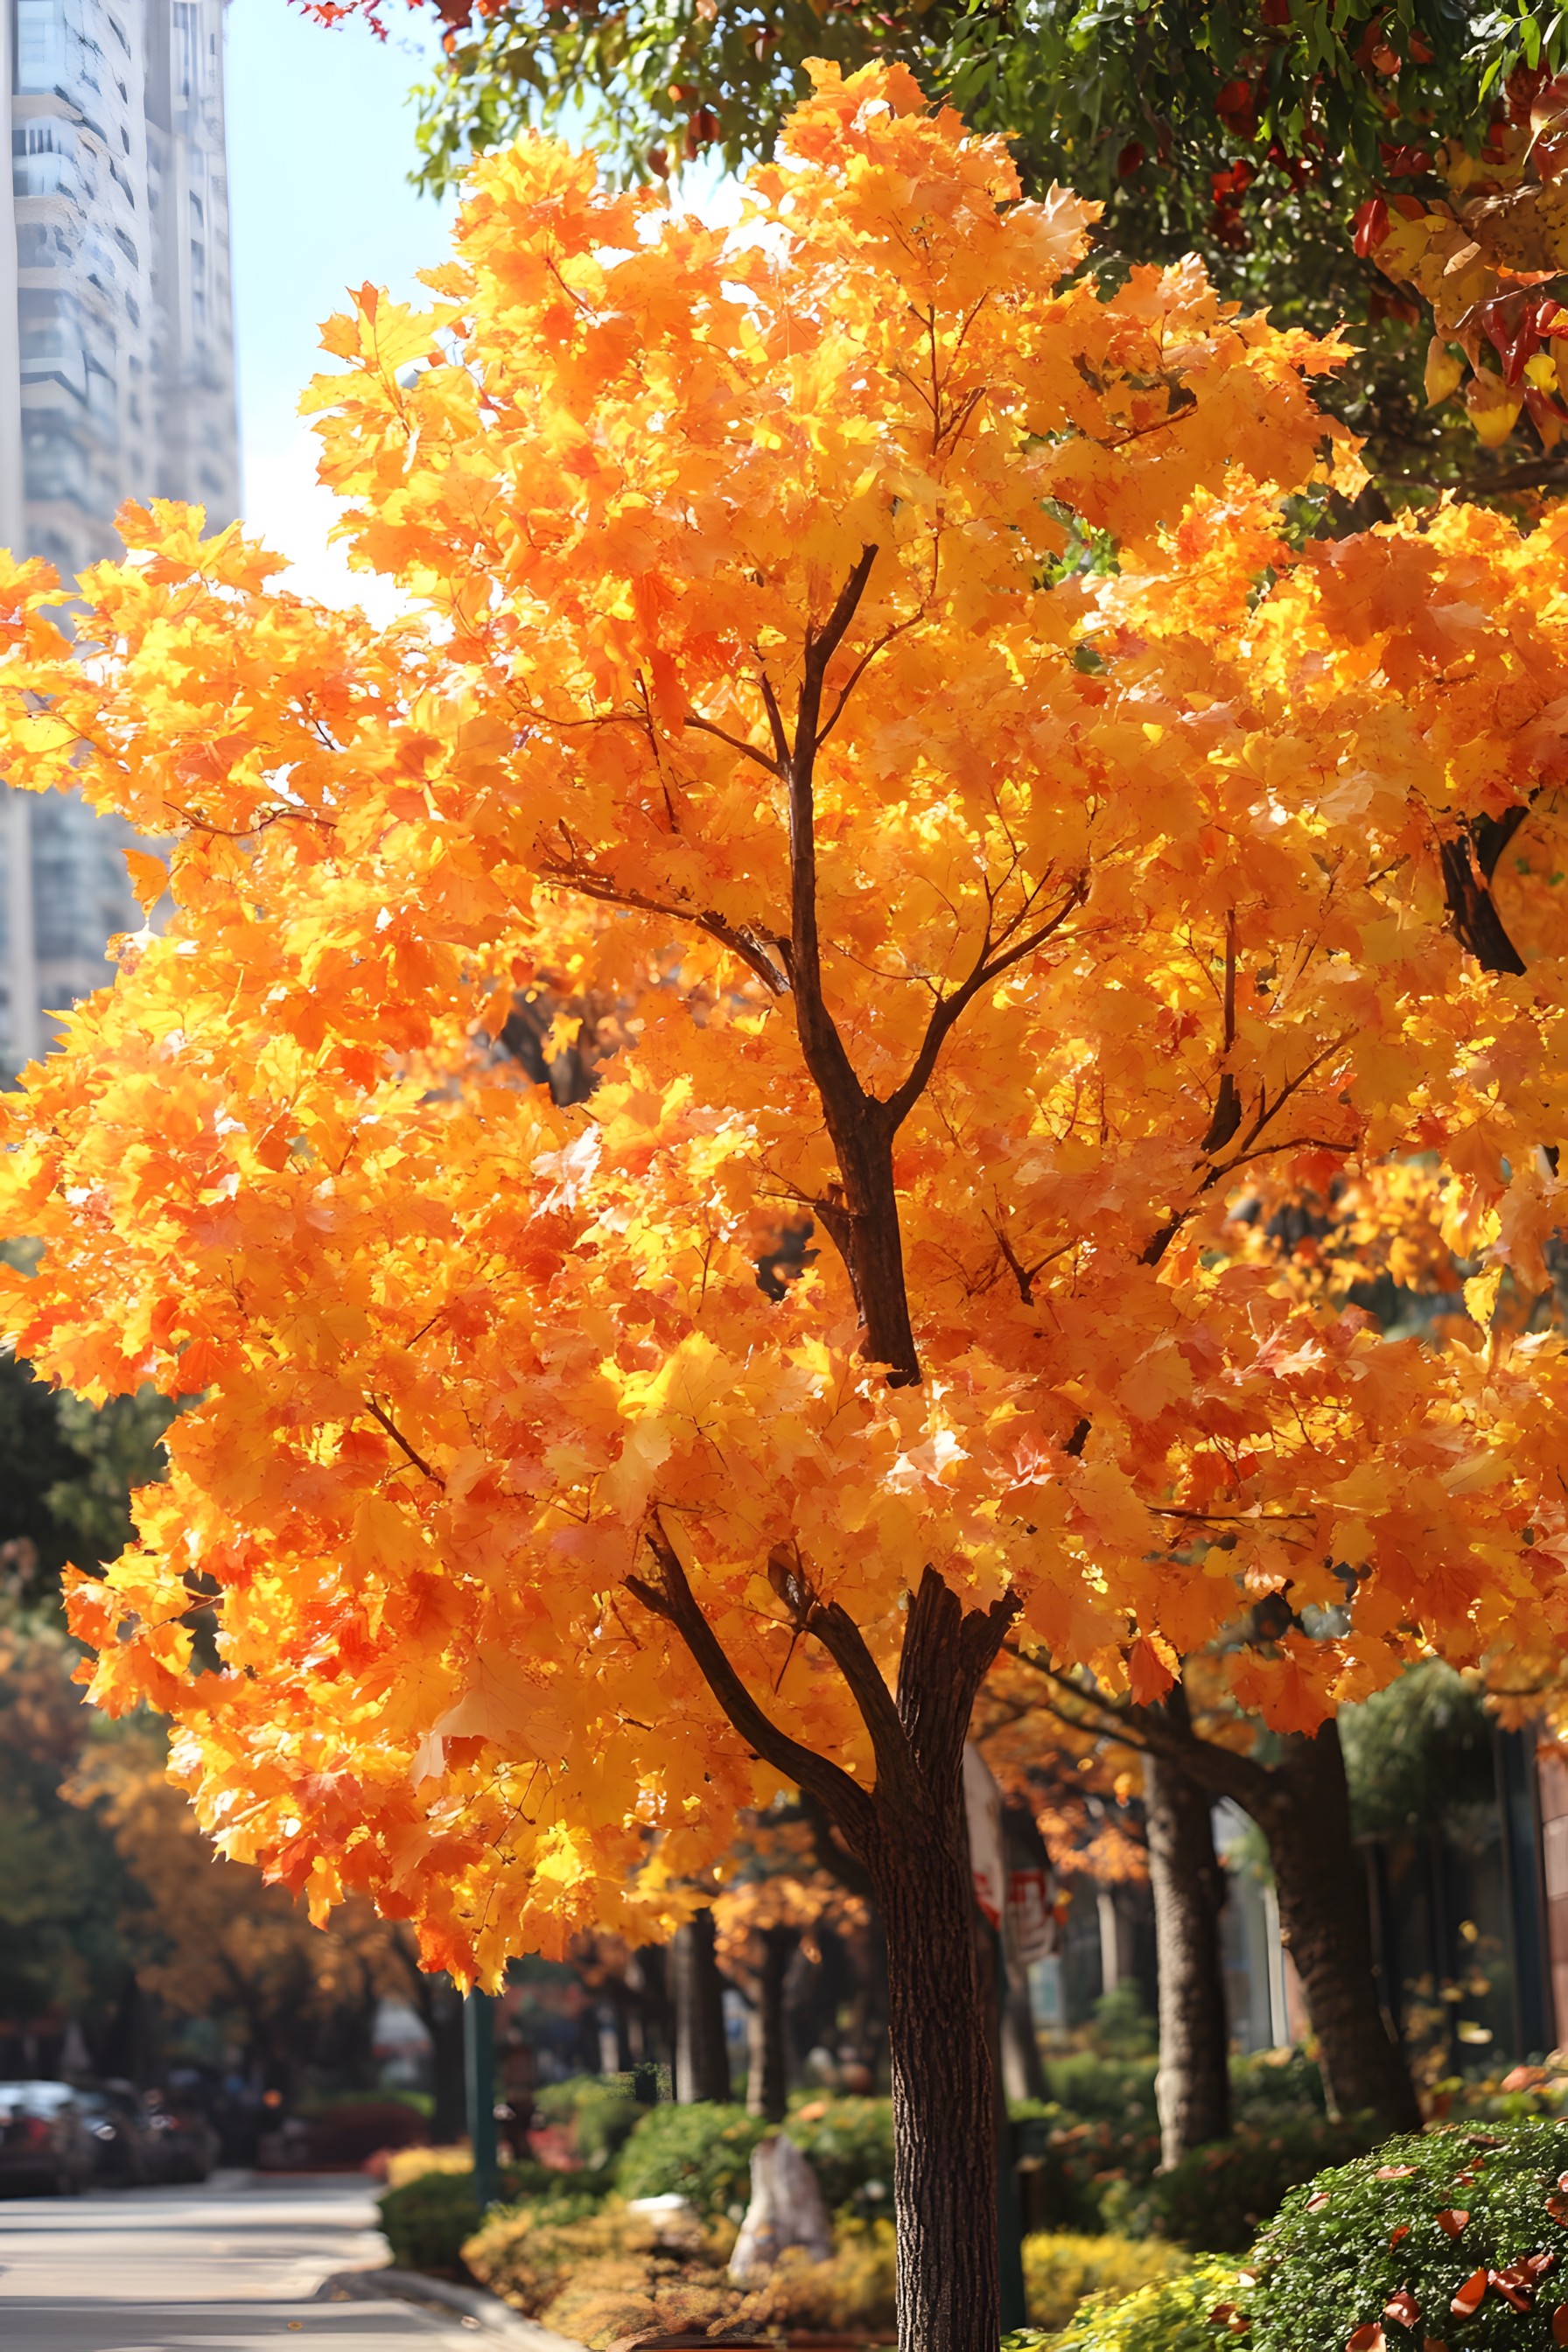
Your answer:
[0,0,238,1072]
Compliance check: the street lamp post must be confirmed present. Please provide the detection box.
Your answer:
[464,1987,499,2212]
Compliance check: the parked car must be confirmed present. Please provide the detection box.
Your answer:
[0,2082,94,2194]
[76,2081,164,2185]
[147,2090,219,2183]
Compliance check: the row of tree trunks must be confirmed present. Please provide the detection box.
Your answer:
[1138,1704,1419,2152]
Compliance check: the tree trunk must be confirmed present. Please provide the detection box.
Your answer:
[1255,1723,1421,2134]
[629,1541,1017,2352]
[870,1775,998,2352]
[1144,1733,1231,2165]
[672,1908,732,2104]
[746,1924,795,2121]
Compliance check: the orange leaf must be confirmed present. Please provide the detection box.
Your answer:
[1450,2269,1488,2320]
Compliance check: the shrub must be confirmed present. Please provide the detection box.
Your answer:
[615,2103,766,2221]
[1036,2256,1244,2352]
[382,2145,471,2191]
[379,2171,490,2277]
[463,2197,683,2317]
[1245,2118,1568,2351]
[529,2073,646,2170]
[1230,2047,1327,2121]
[751,2216,898,2338]
[1013,2100,1164,2235]
[1106,2114,1377,2250]
[465,2200,898,2347]
[785,2096,894,2218]
[1023,2231,1188,2330]
[379,2161,604,2274]
[1037,2053,1160,2126]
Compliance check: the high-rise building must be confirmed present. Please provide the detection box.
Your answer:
[0,0,238,1073]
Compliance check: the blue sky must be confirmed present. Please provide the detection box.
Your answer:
[224,0,455,592]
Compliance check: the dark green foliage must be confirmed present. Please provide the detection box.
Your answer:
[1013,2054,1344,2240]
[0,1354,174,1596]
[1340,1659,1494,1839]
[407,0,1558,200]
[614,2103,766,2221]
[612,2096,895,2222]
[1108,2115,1378,2250]
[783,2096,893,2218]
[1249,2120,1568,2350]
[529,2072,645,2168]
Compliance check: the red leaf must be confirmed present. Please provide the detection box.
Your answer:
[1390,2225,1410,2249]
[1308,2193,1332,2213]
[1490,2266,1534,2314]
[1436,2210,1468,2237]
[1548,2194,1568,2226]
[1354,196,1390,257]
[1376,2165,1418,2180]
[1450,2268,1488,2320]
[1554,2306,1568,2345]
[1385,2289,1421,2329]
[1347,2328,1386,2352]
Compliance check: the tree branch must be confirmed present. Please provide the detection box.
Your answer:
[626,1516,876,1845]
[803,1597,920,1812]
[881,876,1088,1133]
[364,1398,444,1487]
[683,713,782,777]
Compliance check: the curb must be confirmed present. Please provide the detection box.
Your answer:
[316,2265,587,2347]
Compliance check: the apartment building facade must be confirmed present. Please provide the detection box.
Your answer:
[0,0,238,1073]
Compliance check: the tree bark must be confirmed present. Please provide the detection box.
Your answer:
[1144,1728,1231,2165]
[628,1542,1016,2352]
[871,1750,998,2352]
[671,1908,732,2104]
[746,1924,796,2122]
[1251,1724,1421,2133]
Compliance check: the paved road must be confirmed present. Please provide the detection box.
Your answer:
[0,2173,481,2350]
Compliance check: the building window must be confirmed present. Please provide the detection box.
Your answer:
[173,2,202,102]
[16,0,66,94]
[12,121,74,200]
[24,416,92,510]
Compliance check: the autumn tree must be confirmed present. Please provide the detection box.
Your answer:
[8,67,1568,2349]
[713,1808,870,2118]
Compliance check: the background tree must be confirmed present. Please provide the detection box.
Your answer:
[68,1730,414,2103]
[8,66,1568,2352]
[713,1809,870,2119]
[304,0,1568,492]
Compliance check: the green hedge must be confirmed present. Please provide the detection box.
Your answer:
[612,2096,895,2223]
[614,2103,764,2221]
[1247,2119,1568,2351]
